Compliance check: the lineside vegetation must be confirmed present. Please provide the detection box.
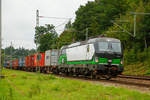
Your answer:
[0,69,150,100]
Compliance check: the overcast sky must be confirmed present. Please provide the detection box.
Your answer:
[2,0,94,49]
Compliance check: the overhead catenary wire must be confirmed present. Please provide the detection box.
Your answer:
[130,12,150,37]
[36,10,73,34]
[110,12,150,38]
[39,16,72,20]
[55,20,70,29]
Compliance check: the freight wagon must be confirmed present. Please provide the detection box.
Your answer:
[44,50,59,73]
[34,53,45,72]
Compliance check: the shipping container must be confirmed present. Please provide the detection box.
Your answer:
[30,55,36,67]
[35,53,45,67]
[45,50,59,66]
[9,60,12,69]
[12,60,15,69]
[19,57,25,67]
[4,58,9,68]
[25,56,30,67]
[15,59,19,69]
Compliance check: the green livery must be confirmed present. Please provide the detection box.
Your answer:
[58,37,123,80]
[59,55,122,66]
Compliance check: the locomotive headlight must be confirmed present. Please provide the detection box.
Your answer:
[108,60,112,62]
[120,60,123,64]
[95,57,99,63]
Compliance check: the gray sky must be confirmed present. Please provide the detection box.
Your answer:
[2,0,94,49]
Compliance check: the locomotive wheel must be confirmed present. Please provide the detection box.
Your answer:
[102,75,112,80]
[90,72,96,79]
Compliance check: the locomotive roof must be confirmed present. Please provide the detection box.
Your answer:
[61,37,120,49]
[87,37,120,43]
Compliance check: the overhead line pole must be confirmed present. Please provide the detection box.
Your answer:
[39,16,71,20]
[86,28,88,40]
[36,10,39,27]
[111,12,150,38]
[130,12,150,37]
[36,10,39,53]
[10,42,12,69]
[111,21,134,37]
[134,14,136,37]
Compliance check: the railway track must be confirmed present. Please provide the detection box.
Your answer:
[54,73,150,88]
[118,75,150,80]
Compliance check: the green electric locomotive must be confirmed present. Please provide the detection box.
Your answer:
[58,37,123,80]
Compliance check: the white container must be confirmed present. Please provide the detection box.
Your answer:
[45,50,59,66]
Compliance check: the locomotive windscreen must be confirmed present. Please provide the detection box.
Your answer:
[98,42,109,51]
[98,42,121,53]
[111,42,121,53]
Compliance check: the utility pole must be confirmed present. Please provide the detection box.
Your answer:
[130,12,150,37]
[36,10,39,53]
[3,47,4,68]
[0,0,2,73]
[133,14,136,37]
[86,28,88,40]
[36,10,39,27]
[10,42,13,69]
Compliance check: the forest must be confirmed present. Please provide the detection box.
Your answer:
[2,46,36,66]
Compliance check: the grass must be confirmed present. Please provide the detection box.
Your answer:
[0,69,150,100]
[123,62,150,76]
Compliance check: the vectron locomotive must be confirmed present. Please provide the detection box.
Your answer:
[58,37,123,79]
[5,37,123,80]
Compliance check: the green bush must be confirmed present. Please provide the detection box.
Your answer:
[124,49,137,65]
[124,47,150,65]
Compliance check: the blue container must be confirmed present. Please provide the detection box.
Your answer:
[4,58,9,67]
[19,57,25,67]
[9,60,13,68]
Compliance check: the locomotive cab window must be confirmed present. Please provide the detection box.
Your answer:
[37,55,41,61]
[111,42,121,53]
[98,42,109,51]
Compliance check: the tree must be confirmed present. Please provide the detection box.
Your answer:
[65,20,72,30]
[57,30,76,48]
[57,21,76,48]
[4,46,36,59]
[38,33,57,52]
[34,24,58,52]
[73,0,128,41]
[105,1,150,50]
